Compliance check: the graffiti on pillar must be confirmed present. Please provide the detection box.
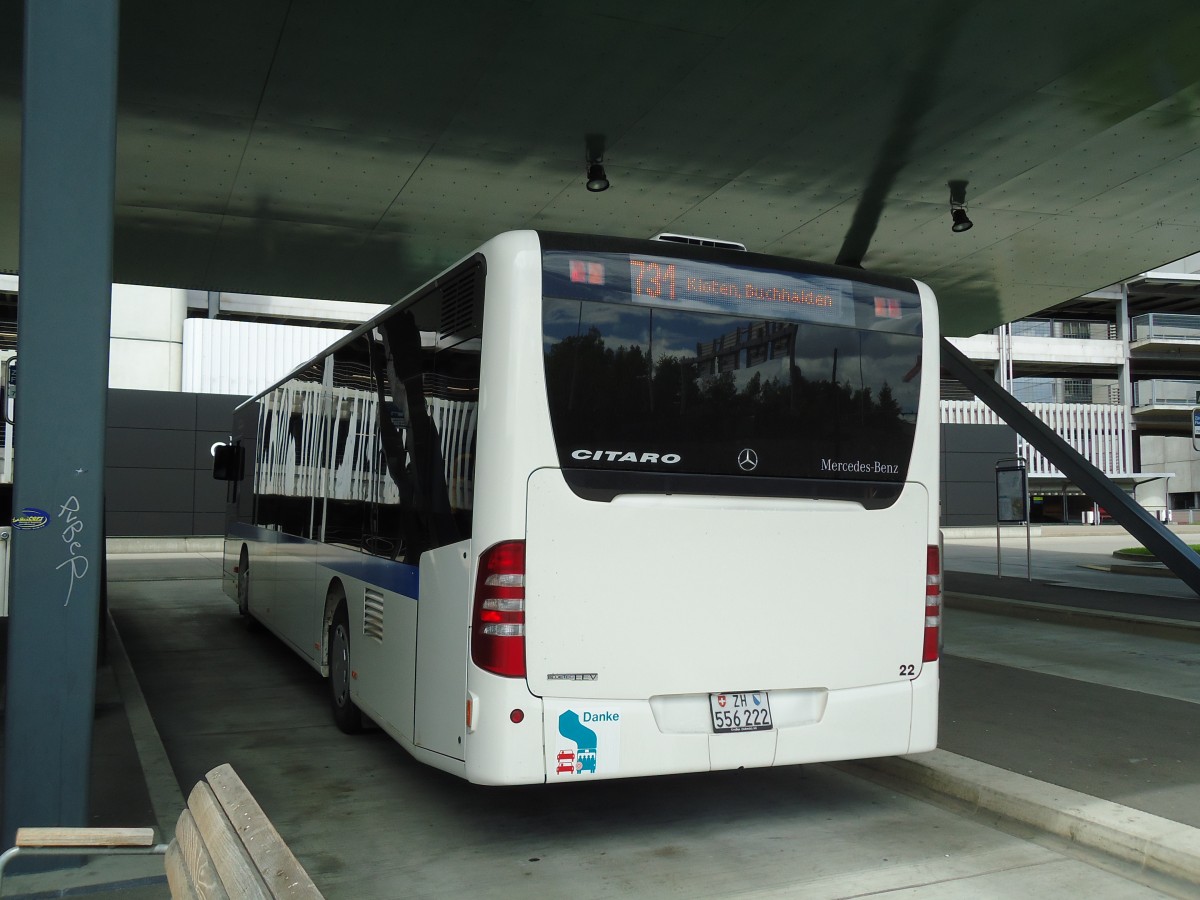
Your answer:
[55,495,89,606]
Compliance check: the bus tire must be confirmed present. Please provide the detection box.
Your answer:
[236,547,250,618]
[329,604,364,734]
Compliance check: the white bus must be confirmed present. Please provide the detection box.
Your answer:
[216,231,941,784]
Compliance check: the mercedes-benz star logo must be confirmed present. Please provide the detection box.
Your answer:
[737,448,759,471]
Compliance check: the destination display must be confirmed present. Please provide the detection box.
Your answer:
[627,255,847,322]
[546,250,873,328]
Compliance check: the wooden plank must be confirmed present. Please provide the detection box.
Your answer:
[205,764,324,899]
[174,809,230,900]
[166,840,201,900]
[15,826,156,848]
[187,781,272,900]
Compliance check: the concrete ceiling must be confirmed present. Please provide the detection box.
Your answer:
[3,1,1200,335]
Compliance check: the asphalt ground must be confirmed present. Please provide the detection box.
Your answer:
[1,529,1199,896]
[940,655,1200,828]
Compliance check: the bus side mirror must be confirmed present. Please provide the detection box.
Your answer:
[212,443,245,482]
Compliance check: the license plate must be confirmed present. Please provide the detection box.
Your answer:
[709,691,772,733]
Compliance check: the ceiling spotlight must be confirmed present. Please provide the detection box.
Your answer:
[586,161,609,193]
[948,179,973,233]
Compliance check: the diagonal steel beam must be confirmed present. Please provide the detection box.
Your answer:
[941,337,1200,597]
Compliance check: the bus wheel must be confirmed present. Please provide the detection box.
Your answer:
[329,605,363,734]
[236,548,250,617]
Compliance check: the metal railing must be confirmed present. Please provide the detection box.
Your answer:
[1131,313,1200,343]
[1131,379,1200,409]
[1009,318,1115,340]
[1009,377,1120,405]
[941,400,1131,477]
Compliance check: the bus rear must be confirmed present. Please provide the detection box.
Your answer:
[466,233,940,783]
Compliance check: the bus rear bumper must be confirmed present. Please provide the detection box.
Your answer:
[538,672,938,783]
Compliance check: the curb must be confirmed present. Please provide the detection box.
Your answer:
[843,750,1200,885]
[1106,562,1178,579]
[106,536,223,554]
[1111,549,1169,563]
[941,525,1045,539]
[944,591,1200,643]
[942,524,1200,540]
[106,613,186,839]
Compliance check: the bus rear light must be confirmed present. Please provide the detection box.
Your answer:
[510,709,524,724]
[924,545,942,663]
[481,596,524,612]
[472,541,527,678]
[481,622,524,637]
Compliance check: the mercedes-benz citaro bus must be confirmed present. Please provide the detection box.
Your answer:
[216,230,941,784]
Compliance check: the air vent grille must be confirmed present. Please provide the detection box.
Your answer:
[438,262,482,342]
[651,233,747,252]
[364,589,385,643]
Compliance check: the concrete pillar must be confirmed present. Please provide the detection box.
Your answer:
[1117,285,1135,475]
[3,0,119,845]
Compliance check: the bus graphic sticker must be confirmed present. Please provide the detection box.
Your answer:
[557,710,598,774]
[12,508,50,531]
[555,750,576,775]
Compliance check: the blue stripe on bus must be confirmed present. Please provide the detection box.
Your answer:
[320,554,420,599]
[228,523,420,600]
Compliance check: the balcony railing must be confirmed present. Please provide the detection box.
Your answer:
[1132,379,1200,409]
[1131,313,1200,343]
[1009,377,1120,405]
[1010,318,1115,340]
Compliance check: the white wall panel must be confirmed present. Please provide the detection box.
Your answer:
[108,283,187,389]
[182,319,346,396]
[941,399,1131,477]
[109,338,178,391]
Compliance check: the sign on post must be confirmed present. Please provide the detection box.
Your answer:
[995,461,1028,525]
[995,458,1031,580]
[1192,408,1200,452]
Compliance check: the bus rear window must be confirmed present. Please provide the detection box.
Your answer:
[540,251,923,497]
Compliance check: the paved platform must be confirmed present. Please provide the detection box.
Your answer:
[1,530,1198,896]
[947,570,1200,627]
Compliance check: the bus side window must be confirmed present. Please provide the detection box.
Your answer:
[432,347,479,537]
[252,359,324,539]
[375,312,465,557]
[325,335,377,553]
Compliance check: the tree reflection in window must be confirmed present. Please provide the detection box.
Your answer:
[543,299,919,480]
